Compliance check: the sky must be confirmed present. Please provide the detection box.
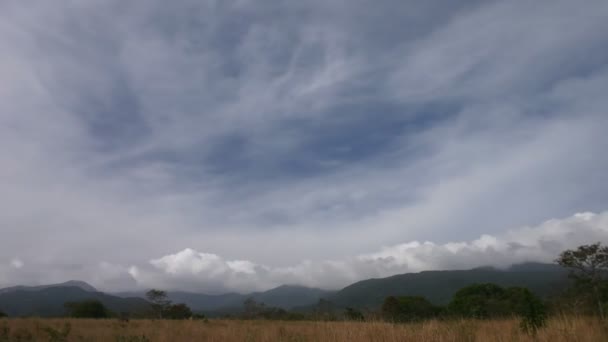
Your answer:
[1,0,608,293]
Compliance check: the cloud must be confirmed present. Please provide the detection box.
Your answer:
[10,259,24,270]
[0,0,608,291]
[124,211,608,292]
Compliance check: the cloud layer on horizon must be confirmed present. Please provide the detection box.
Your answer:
[1,0,608,291]
[125,211,608,292]
[3,211,606,292]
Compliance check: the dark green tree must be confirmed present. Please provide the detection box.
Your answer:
[146,289,171,319]
[64,300,109,318]
[239,299,304,320]
[547,285,596,316]
[448,283,508,318]
[165,303,193,319]
[556,242,608,319]
[381,296,401,322]
[449,283,546,320]
[519,289,547,336]
[0,310,6,318]
[381,296,438,322]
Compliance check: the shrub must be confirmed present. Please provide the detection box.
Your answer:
[64,300,109,318]
[165,303,193,320]
[382,296,438,322]
[448,283,545,319]
[520,290,547,336]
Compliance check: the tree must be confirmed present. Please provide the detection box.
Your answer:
[448,283,542,319]
[519,289,547,336]
[165,303,193,320]
[381,296,401,322]
[64,300,109,318]
[448,283,508,318]
[0,310,6,318]
[556,242,608,319]
[381,296,437,322]
[146,289,171,319]
[239,299,304,320]
[547,285,595,316]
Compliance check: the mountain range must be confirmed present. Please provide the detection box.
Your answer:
[116,284,333,315]
[0,263,570,317]
[324,262,569,309]
[0,280,97,294]
[0,283,150,317]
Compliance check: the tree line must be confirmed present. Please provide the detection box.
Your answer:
[57,289,206,320]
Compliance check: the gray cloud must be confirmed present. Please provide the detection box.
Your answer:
[1,0,608,291]
[122,211,608,292]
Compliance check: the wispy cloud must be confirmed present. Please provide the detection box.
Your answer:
[1,0,608,291]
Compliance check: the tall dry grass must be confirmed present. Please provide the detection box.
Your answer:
[1,316,606,341]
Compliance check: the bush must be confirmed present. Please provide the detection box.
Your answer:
[448,283,545,319]
[382,296,438,322]
[165,303,193,320]
[520,290,547,335]
[64,300,109,318]
[448,283,508,318]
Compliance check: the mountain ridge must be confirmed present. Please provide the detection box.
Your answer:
[0,280,97,294]
[0,262,570,316]
[0,286,149,317]
[115,284,334,312]
[325,262,570,309]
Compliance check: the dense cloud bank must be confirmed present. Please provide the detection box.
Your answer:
[111,212,608,292]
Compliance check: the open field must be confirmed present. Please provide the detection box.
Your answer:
[1,317,606,342]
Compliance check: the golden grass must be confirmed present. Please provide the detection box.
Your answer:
[1,316,606,341]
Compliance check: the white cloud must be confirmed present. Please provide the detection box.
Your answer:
[10,259,24,269]
[125,211,608,292]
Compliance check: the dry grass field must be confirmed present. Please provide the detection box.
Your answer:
[1,317,606,342]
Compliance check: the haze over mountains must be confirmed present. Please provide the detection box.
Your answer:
[0,263,569,317]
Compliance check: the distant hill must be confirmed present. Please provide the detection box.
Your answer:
[0,286,150,317]
[326,262,570,309]
[0,280,97,294]
[117,285,334,313]
[254,285,332,309]
[0,263,571,317]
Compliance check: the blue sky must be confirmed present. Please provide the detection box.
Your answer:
[1,0,608,292]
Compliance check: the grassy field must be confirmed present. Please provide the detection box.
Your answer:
[1,317,606,341]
